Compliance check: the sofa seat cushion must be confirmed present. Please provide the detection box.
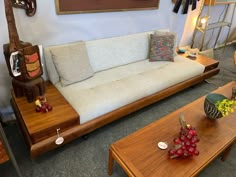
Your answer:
[55,55,205,124]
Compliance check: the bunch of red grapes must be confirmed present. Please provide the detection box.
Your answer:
[168,125,200,159]
[35,96,53,113]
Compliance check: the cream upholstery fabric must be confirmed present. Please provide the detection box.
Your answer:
[86,31,152,72]
[44,29,203,124]
[44,29,169,84]
[44,47,60,84]
[55,55,205,124]
[50,42,94,86]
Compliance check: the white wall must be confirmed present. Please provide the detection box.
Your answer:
[0,0,186,109]
[179,0,204,46]
[0,0,234,110]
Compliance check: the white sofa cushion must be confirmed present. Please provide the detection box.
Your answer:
[55,55,205,124]
[50,42,94,86]
[86,31,152,72]
[44,47,60,84]
[44,29,169,84]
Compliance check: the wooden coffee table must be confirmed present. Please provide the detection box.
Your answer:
[108,81,236,177]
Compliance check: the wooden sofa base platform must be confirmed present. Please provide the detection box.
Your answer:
[11,56,220,157]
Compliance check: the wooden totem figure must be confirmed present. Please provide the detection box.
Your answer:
[3,0,45,102]
[12,0,37,17]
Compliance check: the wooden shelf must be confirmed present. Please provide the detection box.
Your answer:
[196,21,231,32]
[206,21,231,29]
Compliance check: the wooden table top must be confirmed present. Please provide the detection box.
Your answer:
[111,81,236,177]
[11,82,79,143]
[189,54,218,66]
[181,53,219,72]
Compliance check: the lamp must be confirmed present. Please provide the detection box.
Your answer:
[200,16,210,29]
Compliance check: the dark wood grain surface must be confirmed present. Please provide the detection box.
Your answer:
[11,82,79,144]
[56,0,159,14]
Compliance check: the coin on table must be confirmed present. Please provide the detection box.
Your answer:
[157,142,168,150]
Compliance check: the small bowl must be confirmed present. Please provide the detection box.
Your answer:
[187,51,197,58]
[178,48,186,53]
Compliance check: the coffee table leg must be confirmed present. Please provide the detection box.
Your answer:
[108,148,114,176]
[221,144,234,161]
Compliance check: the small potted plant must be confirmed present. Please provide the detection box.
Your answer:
[215,98,236,117]
[204,93,236,120]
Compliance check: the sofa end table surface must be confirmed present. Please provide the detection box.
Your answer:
[11,82,79,144]
[108,81,236,177]
[183,53,219,73]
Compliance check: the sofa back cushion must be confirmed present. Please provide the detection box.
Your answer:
[86,31,153,72]
[44,29,169,84]
[50,42,94,86]
[44,46,60,84]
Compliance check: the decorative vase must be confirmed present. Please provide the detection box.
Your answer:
[204,93,227,120]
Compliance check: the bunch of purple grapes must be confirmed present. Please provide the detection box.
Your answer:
[168,125,200,159]
[35,96,53,113]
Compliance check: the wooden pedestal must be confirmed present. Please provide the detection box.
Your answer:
[12,77,45,103]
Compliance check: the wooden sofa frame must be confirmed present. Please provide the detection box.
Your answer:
[11,55,219,157]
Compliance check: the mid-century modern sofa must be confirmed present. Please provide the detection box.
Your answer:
[32,29,219,156]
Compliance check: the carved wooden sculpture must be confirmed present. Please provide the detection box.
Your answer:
[3,0,45,102]
[12,0,37,16]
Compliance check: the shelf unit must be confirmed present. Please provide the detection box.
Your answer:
[191,1,236,51]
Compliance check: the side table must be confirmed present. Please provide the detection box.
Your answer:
[180,52,220,73]
[188,54,219,73]
[11,81,79,157]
